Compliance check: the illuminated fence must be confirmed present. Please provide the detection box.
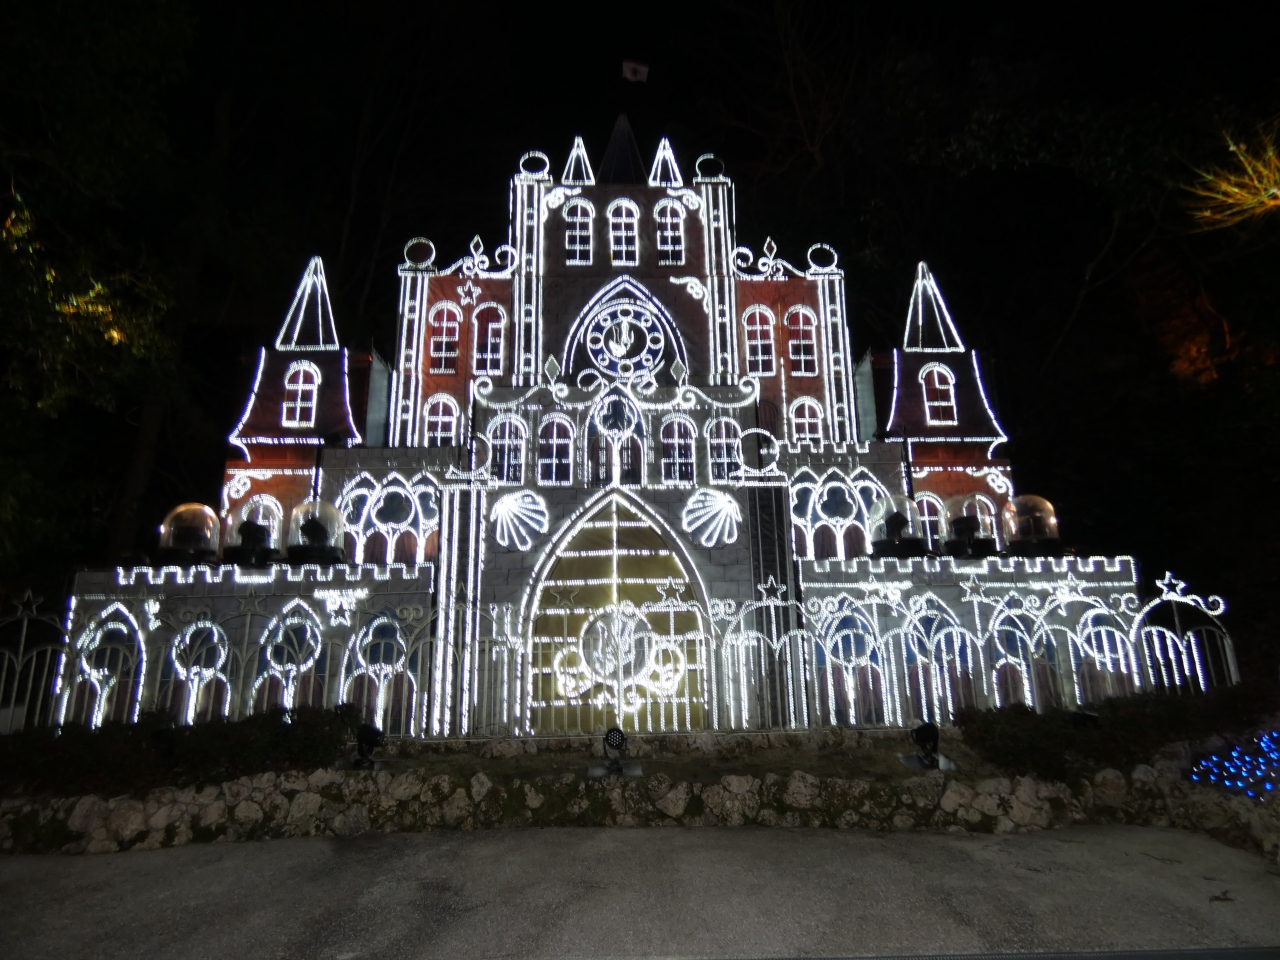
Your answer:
[4,557,1234,738]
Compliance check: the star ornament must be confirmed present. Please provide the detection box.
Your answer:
[757,575,787,603]
[1157,571,1187,599]
[959,577,985,603]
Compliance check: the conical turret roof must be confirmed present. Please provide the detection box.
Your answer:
[598,114,646,184]
[276,257,339,351]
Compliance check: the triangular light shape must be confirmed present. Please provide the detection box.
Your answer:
[902,262,964,353]
[562,136,596,186]
[276,257,339,351]
[647,137,683,187]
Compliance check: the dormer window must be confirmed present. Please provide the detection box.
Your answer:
[920,363,958,425]
[563,199,594,266]
[607,199,639,266]
[791,399,823,447]
[282,361,320,428]
[654,200,685,266]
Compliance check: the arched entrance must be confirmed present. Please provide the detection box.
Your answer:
[524,492,708,734]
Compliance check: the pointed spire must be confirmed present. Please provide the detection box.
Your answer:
[562,136,595,186]
[647,137,683,187]
[903,262,965,353]
[598,114,646,184]
[275,257,339,351]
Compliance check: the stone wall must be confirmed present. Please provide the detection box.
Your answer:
[3,751,1277,862]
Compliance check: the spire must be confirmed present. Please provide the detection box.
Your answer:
[562,136,595,186]
[275,257,339,351]
[647,137,683,187]
[902,262,965,353]
[597,114,646,184]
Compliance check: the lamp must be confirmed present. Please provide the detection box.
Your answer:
[587,726,643,778]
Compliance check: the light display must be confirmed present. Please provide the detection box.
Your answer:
[1191,732,1279,801]
[40,128,1236,742]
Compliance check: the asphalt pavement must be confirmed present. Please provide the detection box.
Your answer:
[1,825,1278,959]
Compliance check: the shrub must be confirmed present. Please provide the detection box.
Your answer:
[0,706,362,798]
[954,680,1280,783]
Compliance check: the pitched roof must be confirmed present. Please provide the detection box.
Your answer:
[598,114,646,184]
[562,136,595,185]
[647,137,683,187]
[275,257,339,351]
[902,262,965,353]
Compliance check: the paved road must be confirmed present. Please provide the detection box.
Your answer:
[2,826,1278,959]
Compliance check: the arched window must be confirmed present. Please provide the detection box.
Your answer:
[607,199,639,266]
[842,525,868,559]
[813,524,839,560]
[660,418,696,484]
[428,302,462,374]
[282,361,320,428]
[618,436,643,485]
[791,399,823,447]
[916,495,945,550]
[563,199,593,266]
[707,419,742,483]
[742,306,776,376]
[654,200,685,266]
[423,394,458,447]
[786,307,818,376]
[920,363,958,425]
[537,418,573,486]
[473,304,505,375]
[488,419,526,484]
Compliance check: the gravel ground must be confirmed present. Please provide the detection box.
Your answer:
[1,825,1278,959]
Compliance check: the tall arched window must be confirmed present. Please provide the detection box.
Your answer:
[488,419,526,484]
[563,199,594,266]
[660,417,696,484]
[742,306,776,376]
[282,361,321,428]
[791,399,823,446]
[707,419,742,483]
[654,200,685,266]
[428,302,462,374]
[422,395,458,447]
[607,199,639,266]
[472,304,505,375]
[786,307,818,376]
[537,418,573,486]
[920,363,958,425]
[916,495,945,550]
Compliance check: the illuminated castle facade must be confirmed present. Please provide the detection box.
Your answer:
[60,121,1234,737]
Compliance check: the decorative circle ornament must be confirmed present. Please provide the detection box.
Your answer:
[584,301,664,380]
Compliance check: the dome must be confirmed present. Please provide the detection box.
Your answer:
[1001,495,1059,543]
[286,499,346,564]
[158,503,220,561]
[868,495,927,557]
[944,494,1000,557]
[222,497,283,565]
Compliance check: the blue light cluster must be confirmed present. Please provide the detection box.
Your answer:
[1190,731,1280,801]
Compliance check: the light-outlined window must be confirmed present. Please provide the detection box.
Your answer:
[654,200,685,266]
[791,399,823,447]
[916,495,945,550]
[786,306,818,376]
[428,302,462,374]
[472,303,505,376]
[607,199,639,266]
[706,418,743,484]
[920,363,958,425]
[488,418,526,484]
[563,199,594,266]
[660,417,696,484]
[422,394,458,448]
[742,305,776,376]
[282,361,321,428]
[537,417,574,486]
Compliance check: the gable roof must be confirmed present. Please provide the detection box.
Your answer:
[598,114,646,184]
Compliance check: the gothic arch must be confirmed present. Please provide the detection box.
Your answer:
[559,276,690,382]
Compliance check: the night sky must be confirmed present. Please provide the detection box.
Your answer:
[3,2,1278,672]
